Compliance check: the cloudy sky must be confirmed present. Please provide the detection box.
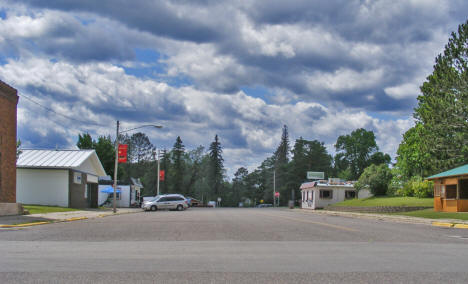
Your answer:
[1,0,467,177]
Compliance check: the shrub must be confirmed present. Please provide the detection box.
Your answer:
[356,164,393,196]
[396,176,434,198]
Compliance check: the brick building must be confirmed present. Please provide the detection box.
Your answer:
[0,80,19,203]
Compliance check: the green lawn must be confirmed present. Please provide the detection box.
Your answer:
[23,205,80,214]
[393,209,468,220]
[331,196,434,207]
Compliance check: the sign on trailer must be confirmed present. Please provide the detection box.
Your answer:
[307,171,324,180]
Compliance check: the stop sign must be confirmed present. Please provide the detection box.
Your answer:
[274,192,280,197]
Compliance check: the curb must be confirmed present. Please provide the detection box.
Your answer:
[432,222,454,228]
[0,209,142,228]
[296,208,468,229]
[0,221,50,228]
[431,222,468,229]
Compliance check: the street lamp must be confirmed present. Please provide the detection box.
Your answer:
[113,121,163,213]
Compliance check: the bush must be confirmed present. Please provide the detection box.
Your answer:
[396,176,434,198]
[356,164,393,196]
[387,168,404,196]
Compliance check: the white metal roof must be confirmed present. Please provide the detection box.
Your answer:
[17,149,107,177]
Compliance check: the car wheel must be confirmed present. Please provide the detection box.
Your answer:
[177,204,184,211]
[151,205,157,211]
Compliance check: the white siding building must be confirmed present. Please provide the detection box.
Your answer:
[98,177,143,208]
[301,179,372,210]
[16,149,106,208]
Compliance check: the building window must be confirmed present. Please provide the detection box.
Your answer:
[110,192,121,200]
[320,190,333,199]
[345,190,356,199]
[434,184,444,197]
[459,179,468,199]
[445,184,457,199]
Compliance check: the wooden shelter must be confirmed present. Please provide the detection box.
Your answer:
[427,164,468,212]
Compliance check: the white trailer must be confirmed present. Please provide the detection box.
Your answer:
[300,179,372,210]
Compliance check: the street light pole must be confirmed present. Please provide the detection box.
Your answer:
[273,170,276,207]
[157,149,160,196]
[113,120,120,213]
[112,121,163,214]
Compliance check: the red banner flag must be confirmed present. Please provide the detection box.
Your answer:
[159,170,165,181]
[118,144,128,163]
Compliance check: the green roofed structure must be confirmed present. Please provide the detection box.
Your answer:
[427,164,468,212]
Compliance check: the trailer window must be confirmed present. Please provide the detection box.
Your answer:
[320,190,333,199]
[345,190,356,199]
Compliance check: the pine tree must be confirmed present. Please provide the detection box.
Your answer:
[77,133,93,149]
[408,19,468,174]
[209,134,224,198]
[273,125,290,203]
[171,136,185,194]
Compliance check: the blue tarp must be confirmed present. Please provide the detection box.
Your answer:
[100,186,121,193]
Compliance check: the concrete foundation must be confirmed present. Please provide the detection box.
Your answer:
[0,203,24,216]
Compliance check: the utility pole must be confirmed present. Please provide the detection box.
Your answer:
[157,149,160,196]
[113,120,119,214]
[273,170,276,207]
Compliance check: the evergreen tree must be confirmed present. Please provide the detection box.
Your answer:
[160,149,169,194]
[289,138,332,201]
[184,146,205,197]
[94,136,115,177]
[209,134,224,199]
[232,167,249,206]
[129,132,155,163]
[171,136,185,194]
[77,133,93,149]
[399,19,468,175]
[273,125,290,204]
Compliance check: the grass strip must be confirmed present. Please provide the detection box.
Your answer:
[24,205,79,214]
[332,196,434,207]
[392,209,468,221]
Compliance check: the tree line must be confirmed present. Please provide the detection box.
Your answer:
[78,123,391,206]
[76,19,468,205]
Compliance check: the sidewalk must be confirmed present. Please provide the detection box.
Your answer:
[0,208,142,227]
[295,208,468,228]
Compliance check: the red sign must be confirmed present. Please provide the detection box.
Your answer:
[118,144,128,163]
[274,192,280,197]
[159,170,165,181]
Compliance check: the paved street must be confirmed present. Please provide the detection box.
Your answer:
[1,208,468,283]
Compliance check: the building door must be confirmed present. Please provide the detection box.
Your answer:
[87,183,98,208]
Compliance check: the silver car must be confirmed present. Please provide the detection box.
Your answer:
[142,194,188,211]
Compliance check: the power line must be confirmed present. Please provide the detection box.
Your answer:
[19,93,108,127]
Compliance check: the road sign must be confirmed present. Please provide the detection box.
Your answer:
[274,192,280,197]
[307,171,324,180]
[217,197,222,202]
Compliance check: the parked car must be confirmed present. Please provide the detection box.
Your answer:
[142,194,188,211]
[185,197,201,207]
[207,201,216,207]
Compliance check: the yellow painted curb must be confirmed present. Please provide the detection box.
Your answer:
[432,222,454,228]
[453,224,468,229]
[0,221,50,228]
[65,217,88,222]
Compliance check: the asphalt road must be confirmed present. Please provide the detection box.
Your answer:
[1,208,468,283]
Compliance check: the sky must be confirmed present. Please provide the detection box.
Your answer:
[1,0,467,178]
